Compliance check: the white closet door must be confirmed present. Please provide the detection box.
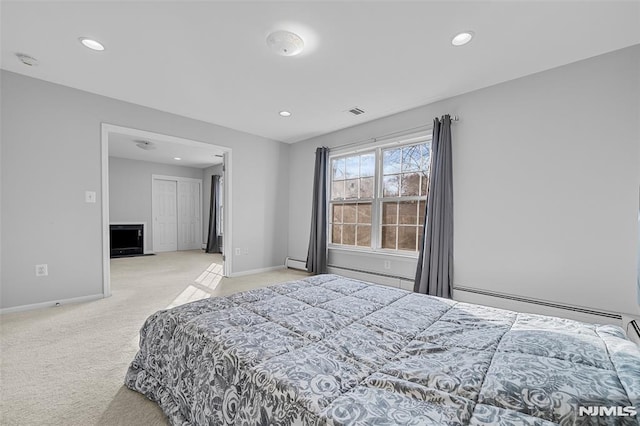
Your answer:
[153,179,178,252]
[177,180,201,250]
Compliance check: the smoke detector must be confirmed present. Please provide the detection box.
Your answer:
[134,140,156,151]
[16,53,38,67]
[266,30,304,56]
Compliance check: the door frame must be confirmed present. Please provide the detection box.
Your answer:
[151,175,203,252]
[100,123,233,297]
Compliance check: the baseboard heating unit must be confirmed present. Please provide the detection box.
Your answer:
[285,257,307,271]
[289,260,414,292]
[325,266,414,291]
[328,264,412,282]
[285,257,624,325]
[454,286,622,322]
[629,320,640,340]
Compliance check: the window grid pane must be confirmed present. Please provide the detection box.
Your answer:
[383,175,399,197]
[332,224,342,244]
[332,204,343,223]
[398,225,418,251]
[381,225,397,250]
[356,225,371,247]
[360,177,374,198]
[332,158,345,181]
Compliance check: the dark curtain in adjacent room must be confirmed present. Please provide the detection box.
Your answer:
[415,115,453,298]
[306,147,329,274]
[206,175,222,253]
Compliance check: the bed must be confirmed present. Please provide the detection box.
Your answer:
[125,274,640,425]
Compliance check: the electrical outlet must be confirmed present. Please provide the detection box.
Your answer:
[35,264,48,276]
[85,191,96,203]
[383,260,391,270]
[243,248,249,255]
[235,248,241,256]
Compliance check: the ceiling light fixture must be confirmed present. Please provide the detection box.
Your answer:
[79,37,105,51]
[15,53,38,66]
[451,31,474,46]
[279,111,292,117]
[174,157,182,161]
[266,30,304,56]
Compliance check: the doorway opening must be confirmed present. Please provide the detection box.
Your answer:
[100,123,232,297]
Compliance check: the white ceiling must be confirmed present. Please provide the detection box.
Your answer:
[109,132,224,168]
[1,1,639,144]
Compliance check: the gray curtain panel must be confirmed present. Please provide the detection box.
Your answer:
[414,115,453,298]
[206,175,222,254]
[306,147,329,274]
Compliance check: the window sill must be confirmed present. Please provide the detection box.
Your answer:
[328,245,419,260]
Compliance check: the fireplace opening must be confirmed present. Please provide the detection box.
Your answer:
[110,224,144,258]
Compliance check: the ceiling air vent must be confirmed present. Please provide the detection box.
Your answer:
[134,140,156,151]
[348,107,365,116]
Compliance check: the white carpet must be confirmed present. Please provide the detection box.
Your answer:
[0,251,309,425]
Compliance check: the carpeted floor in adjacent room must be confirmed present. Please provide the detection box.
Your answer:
[0,250,309,425]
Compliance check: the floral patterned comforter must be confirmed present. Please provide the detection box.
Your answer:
[125,274,640,425]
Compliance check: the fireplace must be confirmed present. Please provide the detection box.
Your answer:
[110,224,144,258]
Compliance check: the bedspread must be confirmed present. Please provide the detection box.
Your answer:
[125,274,640,425]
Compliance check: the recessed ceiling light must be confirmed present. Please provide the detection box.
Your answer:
[279,111,292,117]
[451,31,474,46]
[267,31,304,56]
[174,157,182,161]
[79,37,105,51]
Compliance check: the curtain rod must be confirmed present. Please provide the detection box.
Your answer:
[329,114,459,152]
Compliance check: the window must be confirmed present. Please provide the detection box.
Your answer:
[330,152,374,247]
[329,136,431,254]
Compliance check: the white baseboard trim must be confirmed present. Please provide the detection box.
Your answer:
[0,293,105,314]
[230,265,285,278]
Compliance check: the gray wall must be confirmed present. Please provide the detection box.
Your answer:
[289,45,640,317]
[109,157,205,252]
[1,70,290,309]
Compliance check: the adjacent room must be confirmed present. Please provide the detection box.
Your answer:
[1,1,639,425]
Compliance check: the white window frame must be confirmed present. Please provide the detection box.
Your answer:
[327,131,432,258]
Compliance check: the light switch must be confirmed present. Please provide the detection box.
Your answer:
[85,191,96,203]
